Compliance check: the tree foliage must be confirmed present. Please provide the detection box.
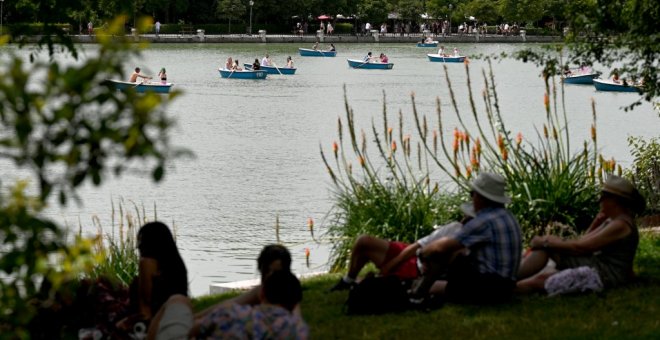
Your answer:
[0,13,186,335]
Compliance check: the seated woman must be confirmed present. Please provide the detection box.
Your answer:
[224,57,233,71]
[232,59,243,71]
[517,176,645,293]
[117,222,188,333]
[379,53,389,63]
[286,56,294,68]
[252,58,261,70]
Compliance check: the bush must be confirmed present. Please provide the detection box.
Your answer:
[626,136,660,214]
[322,62,613,266]
[334,23,354,34]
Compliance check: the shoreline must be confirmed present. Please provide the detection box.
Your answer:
[20,32,562,44]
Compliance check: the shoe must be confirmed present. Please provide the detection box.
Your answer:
[329,278,354,292]
[408,293,444,311]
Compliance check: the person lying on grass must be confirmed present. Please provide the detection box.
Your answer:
[330,202,476,292]
[409,172,523,305]
[516,175,646,294]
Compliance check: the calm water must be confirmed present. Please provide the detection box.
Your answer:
[4,43,658,296]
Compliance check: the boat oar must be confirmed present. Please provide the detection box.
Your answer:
[355,58,371,69]
[227,68,235,79]
[271,62,284,76]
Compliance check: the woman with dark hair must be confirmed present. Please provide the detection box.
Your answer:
[118,222,188,332]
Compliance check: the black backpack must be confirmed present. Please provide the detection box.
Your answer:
[344,275,412,315]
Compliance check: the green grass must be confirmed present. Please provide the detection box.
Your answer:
[193,232,660,339]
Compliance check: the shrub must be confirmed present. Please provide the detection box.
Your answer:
[626,136,660,214]
[322,61,614,268]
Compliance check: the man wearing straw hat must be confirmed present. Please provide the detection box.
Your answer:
[410,172,523,305]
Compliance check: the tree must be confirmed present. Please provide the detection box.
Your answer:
[216,0,246,33]
[515,0,659,111]
[0,12,186,335]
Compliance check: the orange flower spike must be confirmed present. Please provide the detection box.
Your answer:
[543,125,549,139]
[497,134,504,150]
[516,132,523,146]
[305,248,310,258]
[552,126,558,140]
[453,127,460,140]
[543,93,550,109]
[465,134,471,150]
[475,137,482,155]
[388,127,393,140]
[391,140,397,153]
[452,137,459,154]
[358,156,365,167]
[591,124,597,141]
[502,148,509,161]
[466,165,472,178]
[307,217,314,231]
[332,141,339,158]
[470,149,478,168]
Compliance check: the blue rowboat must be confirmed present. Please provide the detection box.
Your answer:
[298,48,337,57]
[243,64,297,75]
[427,54,465,63]
[218,68,268,79]
[417,42,438,47]
[593,79,642,93]
[562,73,600,85]
[347,59,394,70]
[106,79,173,93]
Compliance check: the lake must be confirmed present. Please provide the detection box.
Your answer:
[4,43,657,296]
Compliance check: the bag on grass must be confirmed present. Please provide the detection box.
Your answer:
[544,266,604,297]
[344,275,411,315]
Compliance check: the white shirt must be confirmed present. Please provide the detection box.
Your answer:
[365,23,371,30]
[261,57,270,66]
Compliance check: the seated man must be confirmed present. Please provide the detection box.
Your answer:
[329,202,476,291]
[192,270,308,338]
[129,67,151,83]
[410,172,522,304]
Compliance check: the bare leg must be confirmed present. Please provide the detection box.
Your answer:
[429,280,448,295]
[347,235,390,279]
[516,271,556,294]
[517,250,550,280]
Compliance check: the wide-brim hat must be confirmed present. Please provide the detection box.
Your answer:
[470,172,511,204]
[459,202,476,218]
[601,175,646,213]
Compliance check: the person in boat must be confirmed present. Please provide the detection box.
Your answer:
[453,48,460,57]
[129,67,152,83]
[424,36,434,43]
[578,63,592,74]
[312,41,319,50]
[379,53,389,63]
[562,65,573,76]
[286,56,294,68]
[157,68,167,84]
[363,52,373,63]
[224,57,234,71]
[252,59,261,71]
[261,54,271,67]
[328,43,336,52]
[612,69,621,83]
[438,46,446,56]
[232,59,243,71]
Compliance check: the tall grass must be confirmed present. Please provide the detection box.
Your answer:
[86,199,170,286]
[322,61,617,270]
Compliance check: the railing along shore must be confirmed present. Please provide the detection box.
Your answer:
[18,31,561,44]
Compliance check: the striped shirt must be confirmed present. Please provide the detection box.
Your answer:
[453,206,522,280]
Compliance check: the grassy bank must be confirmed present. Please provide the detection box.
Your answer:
[193,231,660,339]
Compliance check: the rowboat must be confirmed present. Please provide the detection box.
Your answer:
[299,48,337,57]
[417,42,438,47]
[106,79,173,93]
[218,68,268,79]
[427,54,466,63]
[347,59,394,70]
[562,73,600,85]
[593,79,642,93]
[243,64,297,75]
